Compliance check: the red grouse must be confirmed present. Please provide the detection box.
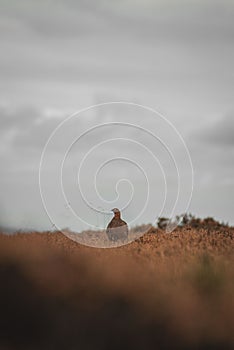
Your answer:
[106,208,128,241]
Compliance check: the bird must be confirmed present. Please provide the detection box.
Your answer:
[106,208,128,242]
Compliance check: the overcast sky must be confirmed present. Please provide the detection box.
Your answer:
[0,0,234,232]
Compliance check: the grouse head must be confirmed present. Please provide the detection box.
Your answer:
[111,208,121,218]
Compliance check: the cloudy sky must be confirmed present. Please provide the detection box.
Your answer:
[0,0,234,232]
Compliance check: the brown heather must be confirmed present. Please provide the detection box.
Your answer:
[0,223,233,350]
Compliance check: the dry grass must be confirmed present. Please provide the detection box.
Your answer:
[0,225,233,350]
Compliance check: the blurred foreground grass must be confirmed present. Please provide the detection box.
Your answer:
[0,226,233,350]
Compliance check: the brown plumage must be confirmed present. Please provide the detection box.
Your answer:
[106,208,128,241]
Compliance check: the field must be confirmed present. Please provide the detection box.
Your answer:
[0,224,234,350]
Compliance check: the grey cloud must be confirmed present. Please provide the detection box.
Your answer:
[1,0,233,43]
[0,105,39,130]
[0,104,67,153]
[197,113,234,147]
[1,0,233,90]
[186,113,234,201]
[0,1,98,38]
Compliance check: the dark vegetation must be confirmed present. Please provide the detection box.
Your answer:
[157,213,229,230]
